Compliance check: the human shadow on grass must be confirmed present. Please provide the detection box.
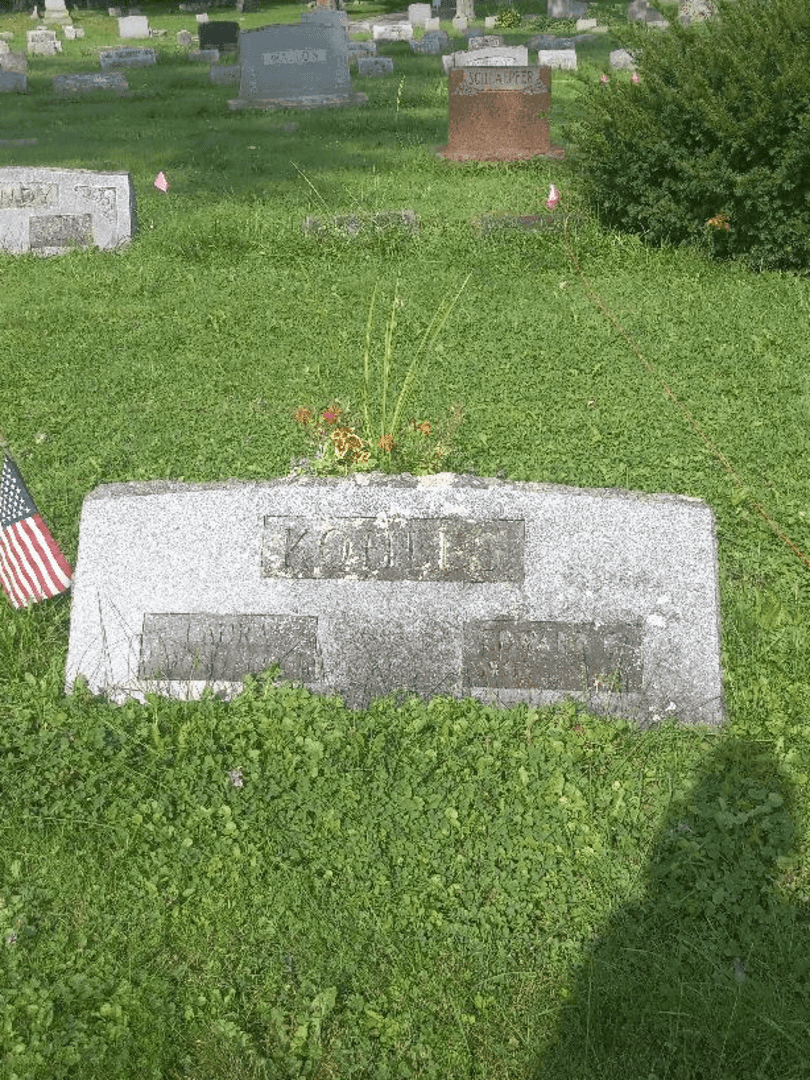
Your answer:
[532,734,810,1080]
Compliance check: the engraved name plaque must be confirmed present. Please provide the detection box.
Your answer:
[261,516,524,582]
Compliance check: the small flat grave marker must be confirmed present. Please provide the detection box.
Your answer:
[357,56,393,76]
[99,46,157,70]
[54,72,128,95]
[0,166,136,255]
[0,70,26,93]
[438,66,565,162]
[302,209,419,237]
[210,64,239,84]
[64,473,724,727]
[538,48,577,69]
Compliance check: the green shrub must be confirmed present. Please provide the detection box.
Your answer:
[494,7,523,29]
[565,0,810,274]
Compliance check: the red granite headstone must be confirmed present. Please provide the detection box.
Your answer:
[438,66,565,162]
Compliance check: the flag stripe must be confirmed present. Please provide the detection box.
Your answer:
[0,539,28,608]
[14,515,72,598]
[1,452,73,609]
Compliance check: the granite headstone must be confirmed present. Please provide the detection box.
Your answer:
[118,15,150,38]
[64,473,724,727]
[0,166,136,255]
[228,20,366,111]
[198,20,239,52]
[438,66,565,161]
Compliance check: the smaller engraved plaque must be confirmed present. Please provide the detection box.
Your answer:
[464,618,643,692]
[139,613,322,683]
[29,213,93,250]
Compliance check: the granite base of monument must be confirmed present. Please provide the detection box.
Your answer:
[228,91,368,111]
[64,473,724,727]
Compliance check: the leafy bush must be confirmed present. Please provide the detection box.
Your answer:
[565,0,810,274]
[494,7,523,29]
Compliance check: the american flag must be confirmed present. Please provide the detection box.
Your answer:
[0,452,73,609]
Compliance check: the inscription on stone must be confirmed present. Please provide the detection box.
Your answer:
[261,516,525,582]
[29,213,92,249]
[463,618,643,691]
[263,49,327,65]
[459,68,548,91]
[139,613,322,683]
[0,183,57,209]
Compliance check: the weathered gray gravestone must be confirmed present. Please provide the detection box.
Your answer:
[548,0,587,16]
[627,0,668,26]
[0,69,26,93]
[538,48,577,69]
[0,167,136,255]
[27,29,62,55]
[64,474,724,727]
[118,15,150,38]
[357,56,393,76]
[228,20,366,111]
[99,46,157,69]
[442,45,528,73]
[53,72,129,95]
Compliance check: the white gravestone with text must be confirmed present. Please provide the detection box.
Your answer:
[0,166,136,255]
[65,474,724,726]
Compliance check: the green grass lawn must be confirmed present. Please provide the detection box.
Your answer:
[1,2,810,1077]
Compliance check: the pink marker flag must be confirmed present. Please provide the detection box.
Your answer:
[546,184,560,211]
[154,171,170,193]
[0,451,72,609]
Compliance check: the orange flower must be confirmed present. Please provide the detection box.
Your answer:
[378,434,395,453]
[294,408,312,426]
[411,421,431,436]
[331,426,366,460]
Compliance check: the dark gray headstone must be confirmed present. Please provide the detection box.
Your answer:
[228,19,365,111]
[198,19,239,52]
[65,474,724,726]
